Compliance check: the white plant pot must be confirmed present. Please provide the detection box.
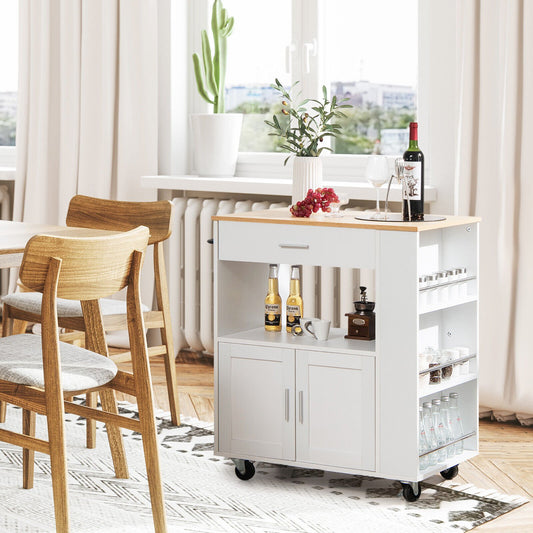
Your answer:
[190,113,243,176]
[292,156,323,204]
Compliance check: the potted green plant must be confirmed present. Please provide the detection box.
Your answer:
[265,78,351,203]
[190,0,242,176]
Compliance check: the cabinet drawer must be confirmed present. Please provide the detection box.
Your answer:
[218,221,376,268]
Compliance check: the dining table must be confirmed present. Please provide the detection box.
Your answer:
[0,220,119,269]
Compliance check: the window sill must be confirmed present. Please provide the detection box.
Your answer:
[141,175,437,203]
[0,168,16,179]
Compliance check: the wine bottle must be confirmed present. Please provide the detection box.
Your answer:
[265,264,282,331]
[403,122,424,221]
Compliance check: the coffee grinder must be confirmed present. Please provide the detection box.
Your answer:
[345,286,375,341]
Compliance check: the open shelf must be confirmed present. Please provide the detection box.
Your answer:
[419,431,476,459]
[418,353,477,375]
[418,449,478,481]
[418,275,476,292]
[218,326,376,356]
[419,293,478,314]
[419,374,477,397]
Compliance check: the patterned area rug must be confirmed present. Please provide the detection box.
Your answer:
[0,401,527,533]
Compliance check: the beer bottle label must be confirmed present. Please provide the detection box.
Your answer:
[286,304,301,326]
[265,303,281,326]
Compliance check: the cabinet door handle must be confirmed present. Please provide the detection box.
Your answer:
[279,243,310,250]
[285,389,290,421]
[299,390,303,423]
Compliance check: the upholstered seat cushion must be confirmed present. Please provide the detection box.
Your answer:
[2,292,149,317]
[0,334,118,391]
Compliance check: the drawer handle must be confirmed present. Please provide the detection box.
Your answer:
[279,243,310,249]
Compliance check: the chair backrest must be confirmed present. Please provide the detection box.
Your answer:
[19,226,149,301]
[66,195,173,245]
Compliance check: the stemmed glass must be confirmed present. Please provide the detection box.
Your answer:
[325,193,349,217]
[365,155,390,219]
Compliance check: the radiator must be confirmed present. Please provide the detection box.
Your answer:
[167,197,374,355]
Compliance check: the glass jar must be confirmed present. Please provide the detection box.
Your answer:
[418,352,432,390]
[456,267,468,297]
[455,346,470,375]
[426,273,438,306]
[419,275,429,308]
[441,348,458,380]
[436,270,449,303]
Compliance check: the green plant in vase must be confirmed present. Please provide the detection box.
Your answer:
[265,78,352,165]
[192,0,234,113]
[190,0,241,177]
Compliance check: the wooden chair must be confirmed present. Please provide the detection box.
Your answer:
[1,195,180,446]
[0,226,167,533]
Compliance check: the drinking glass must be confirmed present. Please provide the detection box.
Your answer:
[325,193,349,217]
[365,155,390,219]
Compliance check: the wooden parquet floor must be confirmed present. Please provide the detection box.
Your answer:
[120,352,533,532]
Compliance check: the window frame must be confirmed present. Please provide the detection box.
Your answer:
[185,0,422,183]
[0,146,16,168]
[168,0,459,207]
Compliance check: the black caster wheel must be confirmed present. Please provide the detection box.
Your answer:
[401,482,421,502]
[440,465,459,480]
[235,460,255,481]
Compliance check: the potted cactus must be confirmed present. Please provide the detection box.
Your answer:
[190,0,243,176]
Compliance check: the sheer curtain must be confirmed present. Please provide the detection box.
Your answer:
[14,0,159,309]
[14,0,158,225]
[454,0,533,424]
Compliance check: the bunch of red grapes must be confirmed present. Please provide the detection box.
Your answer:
[290,188,339,217]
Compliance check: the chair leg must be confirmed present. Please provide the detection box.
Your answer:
[85,392,97,449]
[46,398,70,533]
[154,243,181,426]
[138,390,167,533]
[2,306,13,337]
[22,409,36,489]
[160,328,180,426]
[0,305,13,423]
[99,389,129,479]
[12,319,29,335]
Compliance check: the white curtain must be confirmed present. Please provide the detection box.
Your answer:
[454,0,533,424]
[15,0,158,225]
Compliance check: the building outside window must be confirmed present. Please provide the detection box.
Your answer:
[221,0,417,158]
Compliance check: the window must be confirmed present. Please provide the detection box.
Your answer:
[221,0,417,163]
[186,0,420,181]
[321,0,417,155]
[223,0,291,153]
[0,0,18,167]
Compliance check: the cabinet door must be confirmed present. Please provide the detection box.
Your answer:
[296,351,375,471]
[218,343,295,461]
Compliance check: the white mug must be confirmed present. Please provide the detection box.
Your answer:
[302,318,331,341]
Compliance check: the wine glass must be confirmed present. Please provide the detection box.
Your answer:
[365,155,390,219]
[325,193,349,217]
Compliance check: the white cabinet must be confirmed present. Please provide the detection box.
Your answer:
[295,350,375,470]
[218,343,375,471]
[218,343,295,461]
[213,209,480,495]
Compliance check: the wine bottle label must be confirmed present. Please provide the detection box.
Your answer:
[265,303,281,326]
[402,161,422,200]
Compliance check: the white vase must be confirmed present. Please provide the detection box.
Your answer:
[190,113,243,176]
[291,156,323,204]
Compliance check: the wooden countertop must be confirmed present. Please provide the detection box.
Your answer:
[212,208,481,232]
